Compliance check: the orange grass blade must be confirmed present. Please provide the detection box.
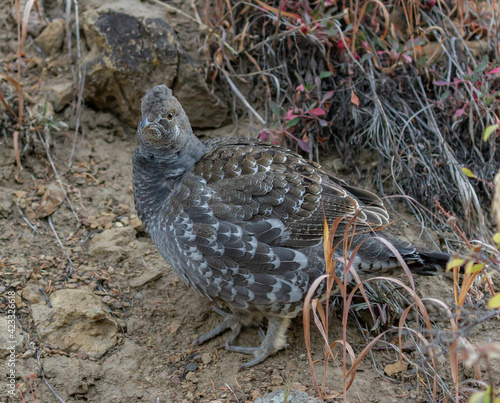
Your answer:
[253,0,300,20]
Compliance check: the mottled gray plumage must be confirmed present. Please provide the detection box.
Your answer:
[133,85,450,368]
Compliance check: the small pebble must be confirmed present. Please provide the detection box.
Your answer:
[271,374,283,386]
[201,353,212,365]
[185,362,198,372]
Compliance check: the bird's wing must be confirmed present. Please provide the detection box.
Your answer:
[193,138,389,248]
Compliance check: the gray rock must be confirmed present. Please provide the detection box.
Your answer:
[253,389,322,403]
[40,78,75,112]
[34,18,65,56]
[88,226,136,263]
[21,286,41,304]
[129,269,163,288]
[81,4,227,128]
[31,288,120,359]
[0,187,14,218]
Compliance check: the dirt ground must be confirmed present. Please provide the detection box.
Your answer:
[1,1,499,403]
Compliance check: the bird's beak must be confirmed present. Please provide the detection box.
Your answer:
[140,117,150,130]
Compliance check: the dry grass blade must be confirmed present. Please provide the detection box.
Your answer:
[351,0,390,53]
[374,237,416,291]
[36,350,66,403]
[303,273,330,396]
[418,26,446,66]
[20,0,37,51]
[0,88,17,117]
[494,170,500,230]
[36,131,80,223]
[222,69,266,124]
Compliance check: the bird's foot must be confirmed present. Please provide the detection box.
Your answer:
[226,316,291,370]
[192,307,243,346]
[193,309,292,369]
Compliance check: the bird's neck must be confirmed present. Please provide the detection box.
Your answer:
[132,135,207,223]
[135,134,206,177]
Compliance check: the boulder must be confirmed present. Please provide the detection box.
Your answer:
[39,78,75,112]
[34,18,65,56]
[88,226,136,264]
[81,3,227,128]
[31,288,120,359]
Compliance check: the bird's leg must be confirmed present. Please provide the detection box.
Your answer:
[192,307,243,346]
[226,316,291,369]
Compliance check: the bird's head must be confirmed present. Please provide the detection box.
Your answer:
[137,85,193,152]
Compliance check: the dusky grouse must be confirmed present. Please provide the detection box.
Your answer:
[133,85,450,368]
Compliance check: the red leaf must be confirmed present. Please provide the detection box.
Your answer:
[309,107,326,116]
[285,109,299,120]
[337,38,350,51]
[287,133,312,153]
[486,66,500,75]
[453,77,463,90]
[296,84,305,92]
[433,80,450,86]
[455,106,466,117]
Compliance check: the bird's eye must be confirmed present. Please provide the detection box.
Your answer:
[166,111,174,120]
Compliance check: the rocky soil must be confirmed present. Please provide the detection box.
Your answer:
[0,0,498,402]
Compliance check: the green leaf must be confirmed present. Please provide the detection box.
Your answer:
[468,391,486,403]
[485,92,498,105]
[483,124,499,141]
[269,101,281,118]
[293,71,304,84]
[344,24,353,33]
[471,263,485,273]
[489,293,500,309]
[319,71,333,79]
[475,56,489,74]
[285,117,300,128]
[374,36,387,50]
[360,53,372,64]
[446,258,465,271]
[465,260,474,274]
[462,167,476,178]
[440,90,450,101]
[493,233,500,244]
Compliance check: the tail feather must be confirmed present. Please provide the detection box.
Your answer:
[406,250,450,275]
[346,231,451,277]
